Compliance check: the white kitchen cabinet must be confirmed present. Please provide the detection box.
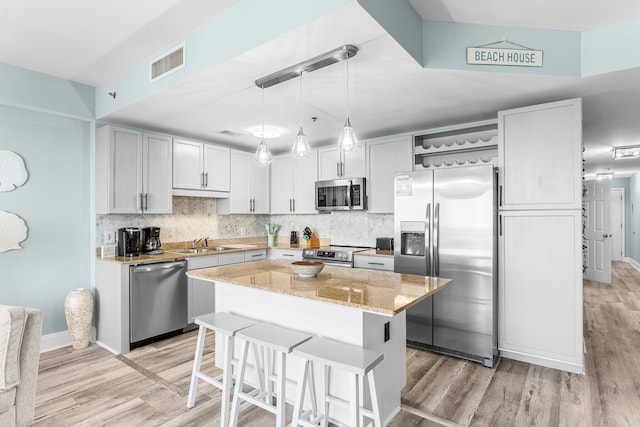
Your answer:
[270,248,303,261]
[317,145,366,180]
[217,150,270,214]
[271,151,318,214]
[219,251,245,265]
[187,255,219,323]
[498,98,582,210]
[498,210,583,373]
[173,138,230,196]
[244,249,267,261]
[96,126,172,214]
[353,254,394,271]
[366,135,413,213]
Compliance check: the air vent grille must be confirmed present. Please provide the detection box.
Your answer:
[150,44,185,82]
[219,130,243,137]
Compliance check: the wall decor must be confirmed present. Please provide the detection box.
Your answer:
[0,210,28,252]
[0,150,28,191]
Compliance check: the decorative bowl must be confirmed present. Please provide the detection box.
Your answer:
[291,261,324,278]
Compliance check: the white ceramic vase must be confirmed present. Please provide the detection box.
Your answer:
[64,288,93,350]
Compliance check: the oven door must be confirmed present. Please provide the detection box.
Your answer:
[315,178,366,211]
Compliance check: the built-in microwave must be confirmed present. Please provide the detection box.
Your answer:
[315,178,367,211]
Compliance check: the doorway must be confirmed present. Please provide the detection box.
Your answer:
[610,187,625,262]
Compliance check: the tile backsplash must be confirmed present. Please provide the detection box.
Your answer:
[96,197,393,247]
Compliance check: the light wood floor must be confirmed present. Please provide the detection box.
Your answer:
[34,261,640,426]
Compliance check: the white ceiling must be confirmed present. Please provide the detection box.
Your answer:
[2,0,640,178]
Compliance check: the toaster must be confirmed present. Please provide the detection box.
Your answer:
[375,237,394,251]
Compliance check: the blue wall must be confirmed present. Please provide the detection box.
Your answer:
[0,64,94,335]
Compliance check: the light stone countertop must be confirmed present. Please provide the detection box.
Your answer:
[187,259,452,316]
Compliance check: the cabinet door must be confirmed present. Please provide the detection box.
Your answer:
[499,98,582,210]
[173,139,203,190]
[317,148,341,180]
[110,127,143,213]
[228,150,252,213]
[203,144,230,192]
[366,135,412,213]
[342,147,366,178]
[271,155,294,214]
[142,132,173,214]
[292,150,318,214]
[498,210,583,373]
[252,161,270,214]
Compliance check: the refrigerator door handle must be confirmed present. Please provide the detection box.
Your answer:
[426,203,431,276]
[434,203,440,276]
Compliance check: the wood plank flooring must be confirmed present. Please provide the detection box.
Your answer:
[34,261,640,426]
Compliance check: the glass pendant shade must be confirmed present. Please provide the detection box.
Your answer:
[292,127,311,158]
[254,86,272,165]
[337,117,359,152]
[254,139,272,165]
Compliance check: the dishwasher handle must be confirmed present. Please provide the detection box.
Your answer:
[130,260,186,274]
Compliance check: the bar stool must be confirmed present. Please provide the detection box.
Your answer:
[291,337,384,427]
[187,312,257,427]
[229,322,313,427]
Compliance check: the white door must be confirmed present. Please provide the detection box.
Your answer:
[610,187,625,261]
[583,179,611,283]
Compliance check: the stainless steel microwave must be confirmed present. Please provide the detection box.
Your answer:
[315,178,367,211]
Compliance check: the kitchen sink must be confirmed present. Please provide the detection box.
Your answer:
[169,248,221,255]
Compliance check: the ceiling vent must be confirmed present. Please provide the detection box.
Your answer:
[150,43,185,82]
[218,130,243,137]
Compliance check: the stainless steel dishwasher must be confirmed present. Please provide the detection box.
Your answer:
[130,260,187,347]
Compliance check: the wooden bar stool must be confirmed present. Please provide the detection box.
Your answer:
[187,312,257,427]
[229,323,312,427]
[291,337,384,427]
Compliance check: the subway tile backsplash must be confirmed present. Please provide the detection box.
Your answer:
[96,197,393,247]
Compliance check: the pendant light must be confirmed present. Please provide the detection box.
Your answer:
[291,71,311,158]
[254,86,272,165]
[337,49,359,152]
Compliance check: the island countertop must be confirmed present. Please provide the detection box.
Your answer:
[187,259,452,316]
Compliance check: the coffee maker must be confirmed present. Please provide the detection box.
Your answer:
[142,226,162,254]
[117,227,143,257]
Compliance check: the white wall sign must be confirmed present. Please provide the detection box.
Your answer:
[467,47,543,67]
[0,150,28,191]
[0,211,28,252]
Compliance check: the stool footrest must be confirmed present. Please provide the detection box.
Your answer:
[236,390,278,415]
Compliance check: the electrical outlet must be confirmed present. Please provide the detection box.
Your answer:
[240,226,246,235]
[104,231,115,244]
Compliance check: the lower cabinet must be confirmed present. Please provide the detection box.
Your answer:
[187,255,218,323]
[354,254,394,271]
[498,210,583,373]
[270,248,303,261]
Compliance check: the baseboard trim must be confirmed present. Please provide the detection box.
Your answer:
[40,327,97,353]
[624,257,640,272]
[500,348,583,374]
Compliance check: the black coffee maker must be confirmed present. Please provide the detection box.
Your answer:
[117,227,143,257]
[142,226,162,254]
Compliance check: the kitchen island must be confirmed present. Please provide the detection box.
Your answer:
[187,259,451,425]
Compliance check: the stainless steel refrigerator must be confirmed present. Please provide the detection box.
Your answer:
[394,165,497,367]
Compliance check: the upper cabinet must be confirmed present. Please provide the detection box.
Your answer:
[498,98,582,210]
[173,138,230,197]
[366,135,413,213]
[96,126,172,214]
[217,150,270,214]
[317,145,366,180]
[271,151,318,214]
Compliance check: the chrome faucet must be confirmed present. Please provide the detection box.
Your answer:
[192,238,203,249]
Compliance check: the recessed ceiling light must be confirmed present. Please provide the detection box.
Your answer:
[597,172,614,179]
[250,126,283,139]
[612,145,640,159]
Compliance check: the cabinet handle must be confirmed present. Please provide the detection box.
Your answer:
[204,172,209,187]
[138,193,143,211]
[289,199,292,212]
[283,254,294,257]
[144,193,148,211]
[251,254,262,258]
[341,162,345,177]
[499,214,503,236]
[499,185,503,207]
[368,262,385,266]
[337,162,340,177]
[292,199,295,212]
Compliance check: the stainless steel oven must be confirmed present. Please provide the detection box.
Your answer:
[315,178,367,211]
